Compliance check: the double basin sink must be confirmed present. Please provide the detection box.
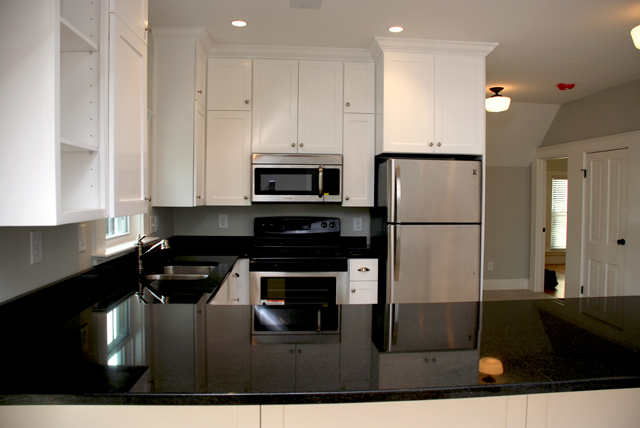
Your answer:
[145,265,216,281]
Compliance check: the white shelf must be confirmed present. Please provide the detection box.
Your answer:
[60,16,98,52]
[61,136,99,152]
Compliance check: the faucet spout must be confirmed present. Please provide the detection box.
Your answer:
[136,235,170,274]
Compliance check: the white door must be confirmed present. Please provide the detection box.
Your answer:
[582,149,628,301]
[109,15,148,217]
[342,114,374,207]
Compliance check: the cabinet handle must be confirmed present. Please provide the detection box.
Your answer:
[429,142,434,147]
[351,289,356,293]
[345,196,349,201]
[145,196,152,202]
[196,195,202,199]
[346,102,350,107]
[357,267,370,272]
[437,142,441,147]
[299,143,304,147]
[234,273,240,277]
[245,100,250,104]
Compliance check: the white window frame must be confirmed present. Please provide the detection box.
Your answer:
[550,176,568,250]
[92,214,153,265]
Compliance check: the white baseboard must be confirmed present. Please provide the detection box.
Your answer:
[483,279,530,291]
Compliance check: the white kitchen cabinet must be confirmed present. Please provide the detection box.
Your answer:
[252,59,343,154]
[206,111,252,205]
[208,58,252,111]
[108,13,149,217]
[347,259,378,304]
[372,39,495,156]
[342,114,375,207]
[226,258,250,305]
[110,0,149,45]
[152,27,211,207]
[0,0,148,225]
[344,62,375,114]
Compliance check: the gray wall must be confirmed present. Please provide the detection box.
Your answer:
[541,78,640,147]
[484,167,531,280]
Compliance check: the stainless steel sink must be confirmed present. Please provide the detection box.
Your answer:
[145,265,215,281]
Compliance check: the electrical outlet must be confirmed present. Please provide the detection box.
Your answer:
[218,214,228,229]
[488,262,494,271]
[78,223,87,252]
[30,231,42,264]
[150,215,156,233]
[353,217,363,232]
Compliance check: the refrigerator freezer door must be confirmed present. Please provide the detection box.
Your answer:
[387,224,480,303]
[386,159,481,224]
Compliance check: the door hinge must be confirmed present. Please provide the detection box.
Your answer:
[581,168,587,178]
[581,286,584,295]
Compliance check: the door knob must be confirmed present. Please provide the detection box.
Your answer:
[617,239,626,245]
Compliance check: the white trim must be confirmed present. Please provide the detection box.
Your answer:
[207,44,373,61]
[91,235,159,266]
[368,37,498,60]
[483,279,529,291]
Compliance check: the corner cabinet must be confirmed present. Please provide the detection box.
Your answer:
[370,38,497,156]
[0,0,149,226]
[151,27,211,207]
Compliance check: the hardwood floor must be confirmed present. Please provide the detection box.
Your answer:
[544,264,565,299]
[482,264,566,301]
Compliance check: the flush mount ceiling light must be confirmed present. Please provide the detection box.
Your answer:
[388,26,404,33]
[485,87,511,112]
[231,20,247,27]
[632,25,640,49]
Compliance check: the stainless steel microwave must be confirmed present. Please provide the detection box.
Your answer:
[252,154,342,203]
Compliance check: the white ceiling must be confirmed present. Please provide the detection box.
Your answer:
[149,0,640,105]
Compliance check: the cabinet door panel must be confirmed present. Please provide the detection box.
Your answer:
[251,344,296,392]
[343,114,374,207]
[344,62,375,114]
[252,59,298,153]
[208,58,252,111]
[206,111,251,205]
[110,0,148,44]
[298,61,343,154]
[194,102,206,205]
[434,54,485,155]
[195,44,206,107]
[109,15,148,217]
[296,344,340,392]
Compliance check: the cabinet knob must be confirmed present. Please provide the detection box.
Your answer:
[298,349,302,354]
[197,90,202,94]
[357,267,370,272]
[234,297,240,302]
[290,349,294,354]
[345,196,350,200]
[299,143,304,147]
[351,289,356,293]
[196,195,202,199]
[234,273,240,277]
[429,142,434,147]
[145,196,152,202]
[292,143,296,147]
[245,100,250,104]
[145,22,152,33]
[346,102,350,107]
[244,195,249,200]
[437,142,441,147]
[618,239,626,245]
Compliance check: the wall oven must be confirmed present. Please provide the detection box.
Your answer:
[252,154,342,203]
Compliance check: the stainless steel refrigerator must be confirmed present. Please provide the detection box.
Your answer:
[377,158,482,303]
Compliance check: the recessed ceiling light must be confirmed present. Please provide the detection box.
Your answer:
[389,26,404,33]
[231,20,247,27]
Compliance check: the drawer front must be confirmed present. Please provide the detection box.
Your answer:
[349,259,378,281]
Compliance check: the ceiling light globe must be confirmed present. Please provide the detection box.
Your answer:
[632,25,640,49]
[486,96,511,112]
[231,20,247,27]
[388,26,404,33]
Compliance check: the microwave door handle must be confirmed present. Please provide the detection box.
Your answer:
[318,165,323,198]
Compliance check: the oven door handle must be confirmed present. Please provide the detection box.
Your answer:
[318,165,324,198]
[317,308,322,334]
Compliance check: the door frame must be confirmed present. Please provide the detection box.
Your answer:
[530,131,640,298]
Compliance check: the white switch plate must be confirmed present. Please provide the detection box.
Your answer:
[78,223,87,252]
[30,231,42,264]
[218,214,228,229]
[488,262,494,271]
[353,217,363,232]
[150,215,156,233]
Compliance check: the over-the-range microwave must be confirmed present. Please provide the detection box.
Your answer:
[251,154,342,203]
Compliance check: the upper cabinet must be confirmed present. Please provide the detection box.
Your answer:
[208,58,252,111]
[344,62,375,114]
[0,0,149,226]
[252,59,343,154]
[370,38,496,156]
[152,27,212,207]
[110,0,149,45]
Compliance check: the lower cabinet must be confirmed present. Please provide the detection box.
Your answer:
[347,259,378,304]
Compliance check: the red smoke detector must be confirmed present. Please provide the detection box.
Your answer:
[557,83,575,90]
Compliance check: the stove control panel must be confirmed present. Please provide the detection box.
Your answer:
[254,217,340,236]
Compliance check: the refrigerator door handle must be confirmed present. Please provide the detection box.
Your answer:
[395,165,402,222]
[391,304,399,346]
[394,226,401,281]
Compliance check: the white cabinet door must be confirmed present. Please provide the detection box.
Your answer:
[347,259,378,304]
[195,42,207,108]
[252,59,299,153]
[109,14,148,217]
[343,114,374,207]
[110,0,148,44]
[194,102,206,206]
[348,281,377,304]
[377,51,435,155]
[208,58,252,111]
[344,62,375,114]
[298,60,343,154]
[434,54,485,155]
[206,111,252,205]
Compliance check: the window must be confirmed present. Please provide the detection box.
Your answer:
[106,299,130,366]
[550,177,568,250]
[106,216,130,238]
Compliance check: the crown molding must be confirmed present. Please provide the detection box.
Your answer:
[207,44,373,61]
[369,37,498,60]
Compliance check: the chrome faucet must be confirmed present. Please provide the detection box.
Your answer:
[136,234,170,274]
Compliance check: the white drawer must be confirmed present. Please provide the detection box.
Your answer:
[349,258,378,281]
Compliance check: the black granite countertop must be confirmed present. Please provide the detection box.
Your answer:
[1,237,640,405]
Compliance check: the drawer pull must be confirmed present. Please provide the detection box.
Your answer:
[357,267,370,272]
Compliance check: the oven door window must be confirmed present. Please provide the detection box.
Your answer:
[253,305,340,333]
[260,277,336,304]
[254,167,319,196]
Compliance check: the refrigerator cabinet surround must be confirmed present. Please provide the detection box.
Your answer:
[387,224,480,303]
[379,158,481,224]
